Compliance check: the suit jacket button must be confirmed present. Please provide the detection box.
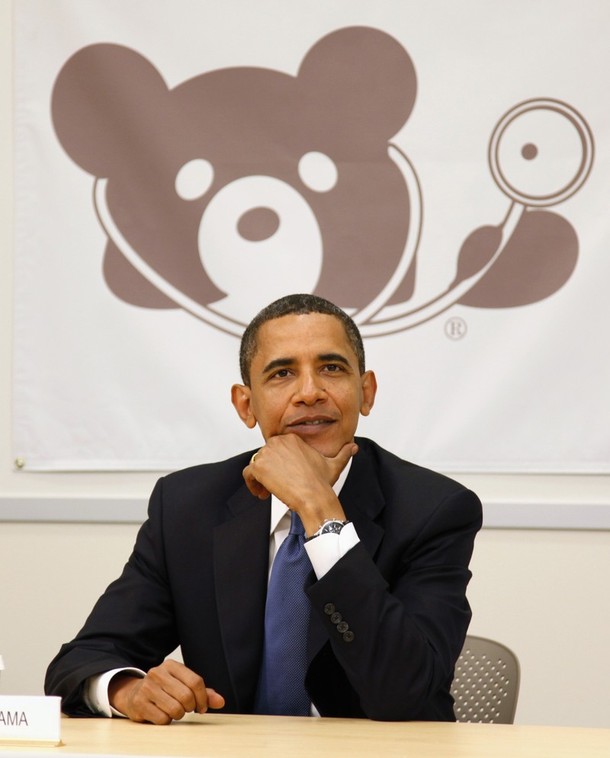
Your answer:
[324,603,335,615]
[343,631,355,642]
[337,621,349,633]
[330,612,342,624]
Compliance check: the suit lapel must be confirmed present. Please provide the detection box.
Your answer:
[213,485,270,712]
[340,445,385,556]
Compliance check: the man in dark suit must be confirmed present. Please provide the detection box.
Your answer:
[45,294,482,723]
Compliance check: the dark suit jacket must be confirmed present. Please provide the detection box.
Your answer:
[45,438,482,721]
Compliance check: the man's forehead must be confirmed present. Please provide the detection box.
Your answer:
[253,313,354,360]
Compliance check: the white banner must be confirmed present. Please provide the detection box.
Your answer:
[13,0,610,472]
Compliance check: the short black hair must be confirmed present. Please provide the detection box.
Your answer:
[239,294,365,385]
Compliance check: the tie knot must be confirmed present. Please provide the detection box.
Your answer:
[289,510,304,537]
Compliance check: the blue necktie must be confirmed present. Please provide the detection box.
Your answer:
[255,510,312,715]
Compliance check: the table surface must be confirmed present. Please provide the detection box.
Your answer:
[2,713,610,757]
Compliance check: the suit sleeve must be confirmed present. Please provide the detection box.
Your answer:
[306,487,482,721]
[44,479,179,715]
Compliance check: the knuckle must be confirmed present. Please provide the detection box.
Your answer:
[185,671,204,690]
[146,665,162,681]
[167,703,186,721]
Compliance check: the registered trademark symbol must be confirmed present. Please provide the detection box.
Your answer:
[444,316,467,340]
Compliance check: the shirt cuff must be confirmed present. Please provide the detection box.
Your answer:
[85,667,145,717]
[304,521,359,579]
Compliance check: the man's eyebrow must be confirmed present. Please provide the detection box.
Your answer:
[261,357,295,375]
[319,352,350,366]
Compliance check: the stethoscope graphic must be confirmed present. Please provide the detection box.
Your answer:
[94,98,594,338]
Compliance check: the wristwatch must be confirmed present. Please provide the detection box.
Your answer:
[306,518,350,541]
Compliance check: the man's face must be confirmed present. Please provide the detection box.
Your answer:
[232,313,376,458]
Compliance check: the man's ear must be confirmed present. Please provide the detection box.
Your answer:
[231,384,257,429]
[359,370,377,417]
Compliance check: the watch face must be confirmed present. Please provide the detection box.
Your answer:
[320,520,346,535]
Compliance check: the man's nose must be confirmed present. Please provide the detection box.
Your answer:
[293,372,325,404]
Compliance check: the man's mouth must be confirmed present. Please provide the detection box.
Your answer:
[287,417,335,430]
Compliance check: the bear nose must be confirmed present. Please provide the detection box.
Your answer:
[237,207,280,241]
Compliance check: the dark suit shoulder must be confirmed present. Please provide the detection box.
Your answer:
[144,448,261,532]
[356,437,469,492]
[354,437,481,525]
[159,448,256,499]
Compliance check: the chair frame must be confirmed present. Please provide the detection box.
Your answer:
[451,634,520,724]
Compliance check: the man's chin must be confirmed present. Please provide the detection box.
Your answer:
[294,434,349,460]
[279,424,354,458]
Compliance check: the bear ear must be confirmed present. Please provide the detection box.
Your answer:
[297,26,416,139]
[51,43,171,177]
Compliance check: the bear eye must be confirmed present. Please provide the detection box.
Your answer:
[175,159,214,200]
[298,151,337,193]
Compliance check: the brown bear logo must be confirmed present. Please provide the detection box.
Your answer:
[51,27,593,337]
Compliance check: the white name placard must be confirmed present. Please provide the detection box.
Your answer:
[0,695,61,745]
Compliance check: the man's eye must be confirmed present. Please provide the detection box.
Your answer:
[323,364,343,373]
[271,369,291,379]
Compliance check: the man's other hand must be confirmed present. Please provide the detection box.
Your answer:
[108,659,225,725]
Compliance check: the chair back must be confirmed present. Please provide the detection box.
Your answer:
[451,635,520,724]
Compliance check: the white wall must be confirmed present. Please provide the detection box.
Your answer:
[1,1,609,728]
